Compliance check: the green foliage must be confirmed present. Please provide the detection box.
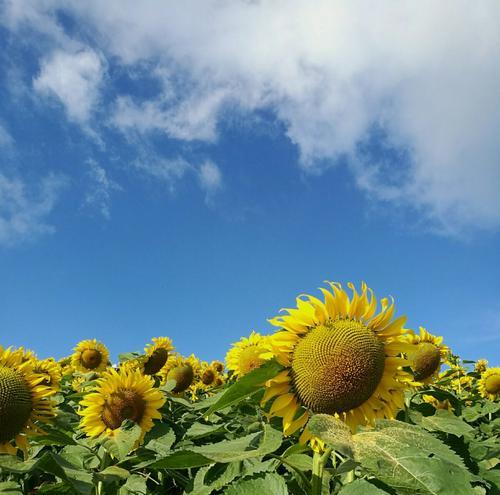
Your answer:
[0,359,498,494]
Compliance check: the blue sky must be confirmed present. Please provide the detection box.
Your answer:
[1,1,499,364]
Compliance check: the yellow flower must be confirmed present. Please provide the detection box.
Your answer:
[0,346,56,455]
[478,367,500,401]
[226,331,272,378]
[159,354,201,394]
[211,360,225,373]
[32,358,62,390]
[263,281,414,441]
[405,327,449,385]
[475,359,488,374]
[72,340,109,373]
[422,395,454,412]
[143,337,175,375]
[58,356,74,376]
[79,367,165,443]
[197,361,226,390]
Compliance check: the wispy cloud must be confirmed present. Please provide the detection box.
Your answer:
[134,155,224,199]
[134,157,193,194]
[83,160,122,220]
[198,160,223,204]
[0,173,66,246]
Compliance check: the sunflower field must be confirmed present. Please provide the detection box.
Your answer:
[0,282,498,494]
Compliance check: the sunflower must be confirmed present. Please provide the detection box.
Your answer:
[160,354,200,394]
[143,337,175,375]
[198,361,226,389]
[475,359,489,374]
[262,282,414,440]
[211,360,225,373]
[405,327,449,384]
[72,339,109,373]
[79,367,165,443]
[32,358,62,389]
[226,331,272,378]
[58,356,74,376]
[450,374,474,393]
[0,346,56,455]
[478,367,500,401]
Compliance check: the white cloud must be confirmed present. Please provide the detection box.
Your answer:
[0,173,66,246]
[5,1,500,234]
[84,161,122,219]
[112,89,228,142]
[33,48,104,123]
[198,160,223,200]
[134,156,223,198]
[134,157,193,194]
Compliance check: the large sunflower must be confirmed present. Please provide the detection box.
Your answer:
[0,346,56,455]
[226,331,272,378]
[263,282,413,439]
[478,367,500,401]
[72,339,109,373]
[159,354,201,394]
[405,327,449,384]
[79,367,165,443]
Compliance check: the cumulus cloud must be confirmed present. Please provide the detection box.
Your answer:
[0,173,66,246]
[84,160,122,219]
[33,48,104,123]
[5,0,500,234]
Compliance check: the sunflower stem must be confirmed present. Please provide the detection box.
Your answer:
[311,447,332,495]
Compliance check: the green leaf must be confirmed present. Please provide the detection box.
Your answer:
[0,455,40,473]
[37,452,93,495]
[0,481,23,494]
[144,423,176,456]
[192,424,282,463]
[462,401,500,423]
[186,422,226,439]
[59,445,100,470]
[151,425,282,469]
[118,474,148,495]
[352,420,473,495]
[190,462,243,495]
[33,426,77,447]
[95,466,130,483]
[102,421,143,461]
[419,410,474,437]
[281,453,312,472]
[149,451,212,469]
[205,359,284,416]
[338,479,389,494]
[223,473,288,495]
[308,414,354,457]
[159,379,177,393]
